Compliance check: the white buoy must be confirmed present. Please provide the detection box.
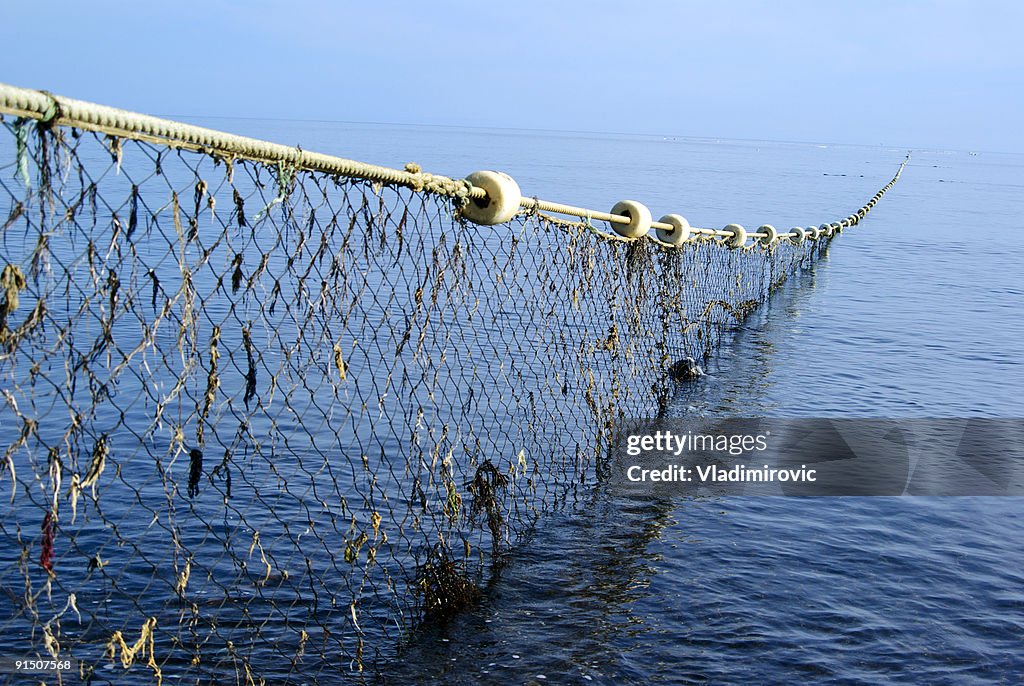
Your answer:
[656,213,691,246]
[724,224,746,249]
[610,200,653,238]
[462,170,521,225]
[757,224,778,246]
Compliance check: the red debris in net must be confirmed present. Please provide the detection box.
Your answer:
[40,510,56,573]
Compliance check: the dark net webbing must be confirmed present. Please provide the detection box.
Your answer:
[0,119,828,683]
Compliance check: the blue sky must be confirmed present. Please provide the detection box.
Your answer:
[2,1,1022,152]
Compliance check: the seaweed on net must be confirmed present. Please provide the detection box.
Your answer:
[465,459,509,554]
[414,542,482,622]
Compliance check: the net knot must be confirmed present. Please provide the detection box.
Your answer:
[36,90,63,129]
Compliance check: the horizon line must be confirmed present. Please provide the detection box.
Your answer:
[155,112,1019,158]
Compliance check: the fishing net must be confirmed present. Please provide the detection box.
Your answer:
[0,115,838,683]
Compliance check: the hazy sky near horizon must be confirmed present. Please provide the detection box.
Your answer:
[2,1,1022,152]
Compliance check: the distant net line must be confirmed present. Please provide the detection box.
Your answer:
[0,84,904,684]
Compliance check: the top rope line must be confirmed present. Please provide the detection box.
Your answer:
[0,82,906,248]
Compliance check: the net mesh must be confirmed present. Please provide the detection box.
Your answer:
[0,117,830,683]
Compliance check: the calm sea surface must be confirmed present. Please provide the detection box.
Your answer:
[20,115,1024,683]
[260,122,1024,685]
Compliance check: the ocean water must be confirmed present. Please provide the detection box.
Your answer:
[221,121,1024,685]
[6,115,1024,684]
